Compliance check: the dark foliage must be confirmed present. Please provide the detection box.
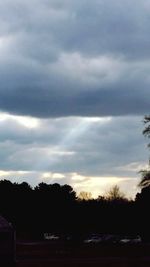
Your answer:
[135,185,150,241]
[0,180,149,241]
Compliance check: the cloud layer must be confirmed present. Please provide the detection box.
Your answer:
[0,0,150,117]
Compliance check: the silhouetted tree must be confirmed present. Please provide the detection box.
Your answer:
[135,184,150,241]
[139,115,150,188]
[138,169,150,188]
[104,185,126,201]
[78,191,93,200]
[136,115,150,241]
[0,179,140,239]
[143,115,150,140]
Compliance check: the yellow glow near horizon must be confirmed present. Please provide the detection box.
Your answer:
[71,174,138,198]
[0,169,139,198]
[0,170,10,176]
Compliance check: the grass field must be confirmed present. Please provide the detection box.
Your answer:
[15,241,150,267]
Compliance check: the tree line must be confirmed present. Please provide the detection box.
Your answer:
[0,179,149,241]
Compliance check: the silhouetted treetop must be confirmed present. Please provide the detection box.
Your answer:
[104,185,127,201]
[139,115,150,189]
[138,170,150,188]
[143,115,150,140]
[78,191,93,200]
[34,182,50,192]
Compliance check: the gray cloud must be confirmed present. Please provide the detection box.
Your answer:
[0,0,150,117]
[0,115,148,177]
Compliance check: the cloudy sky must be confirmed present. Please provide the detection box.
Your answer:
[0,0,150,198]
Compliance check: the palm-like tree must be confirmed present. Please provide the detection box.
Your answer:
[139,169,150,188]
[139,115,150,188]
[143,115,150,141]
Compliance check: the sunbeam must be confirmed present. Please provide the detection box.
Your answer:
[33,117,112,171]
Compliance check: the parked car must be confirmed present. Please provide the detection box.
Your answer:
[44,233,60,240]
[120,235,141,244]
[84,234,102,244]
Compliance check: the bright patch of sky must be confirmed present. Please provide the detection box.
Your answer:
[0,112,39,128]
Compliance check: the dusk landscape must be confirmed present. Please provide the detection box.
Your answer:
[0,0,150,266]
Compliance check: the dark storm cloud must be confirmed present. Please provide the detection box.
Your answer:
[0,0,150,118]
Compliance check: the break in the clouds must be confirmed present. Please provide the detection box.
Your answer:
[0,0,149,197]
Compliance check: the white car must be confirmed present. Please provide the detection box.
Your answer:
[44,233,59,240]
[120,235,141,244]
[84,236,102,244]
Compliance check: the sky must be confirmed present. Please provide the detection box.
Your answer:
[0,0,150,198]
